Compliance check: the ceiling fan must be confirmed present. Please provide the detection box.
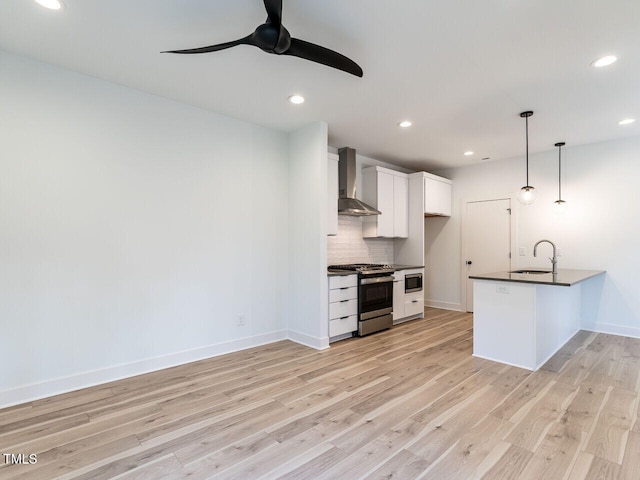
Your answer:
[163,0,363,77]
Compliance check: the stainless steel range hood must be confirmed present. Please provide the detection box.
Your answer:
[337,147,381,216]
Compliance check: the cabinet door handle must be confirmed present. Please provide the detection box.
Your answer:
[412,300,418,303]
[340,287,350,290]
[340,316,350,320]
[340,299,349,303]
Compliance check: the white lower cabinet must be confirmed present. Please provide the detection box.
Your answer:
[393,271,405,321]
[393,268,425,322]
[328,274,358,339]
[404,290,424,317]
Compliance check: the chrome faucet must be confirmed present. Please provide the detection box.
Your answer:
[533,239,558,275]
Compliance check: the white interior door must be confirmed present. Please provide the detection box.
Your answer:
[464,199,512,312]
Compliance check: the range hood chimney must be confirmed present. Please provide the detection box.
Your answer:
[337,147,381,216]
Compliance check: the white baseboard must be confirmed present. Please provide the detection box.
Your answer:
[288,329,330,350]
[585,323,640,339]
[0,330,288,409]
[425,299,463,311]
[472,353,533,371]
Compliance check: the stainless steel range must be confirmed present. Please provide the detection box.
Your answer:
[328,264,394,336]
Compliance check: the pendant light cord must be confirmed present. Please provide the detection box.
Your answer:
[520,111,533,186]
[558,145,562,200]
[525,114,529,185]
[555,141,565,202]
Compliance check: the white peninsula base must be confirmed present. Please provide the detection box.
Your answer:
[473,280,582,371]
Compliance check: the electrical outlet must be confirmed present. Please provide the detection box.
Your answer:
[496,285,510,294]
[519,247,526,256]
[236,314,245,326]
[556,248,562,257]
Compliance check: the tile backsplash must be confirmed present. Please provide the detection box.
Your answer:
[327,216,394,265]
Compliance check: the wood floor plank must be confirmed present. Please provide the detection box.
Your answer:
[315,418,429,480]
[560,382,609,435]
[541,330,593,373]
[276,446,349,480]
[584,456,621,479]
[161,431,279,479]
[475,443,533,480]
[556,348,602,387]
[406,386,506,462]
[490,365,532,395]
[505,381,578,452]
[113,453,183,479]
[619,430,640,480]
[567,451,595,480]
[7,404,162,469]
[410,370,504,425]
[1,309,639,479]
[419,414,512,480]
[584,387,637,464]
[490,369,556,421]
[364,449,430,480]
[516,421,584,480]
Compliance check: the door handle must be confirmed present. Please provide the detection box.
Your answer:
[466,260,472,265]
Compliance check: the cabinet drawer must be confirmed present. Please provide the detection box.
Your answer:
[329,298,358,319]
[329,274,357,289]
[404,296,424,317]
[329,286,358,303]
[329,314,358,337]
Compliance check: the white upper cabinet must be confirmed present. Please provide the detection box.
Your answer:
[327,153,339,236]
[393,174,409,237]
[424,173,452,217]
[362,166,409,238]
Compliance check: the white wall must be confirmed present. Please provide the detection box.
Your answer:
[0,52,293,406]
[427,136,640,337]
[288,122,329,348]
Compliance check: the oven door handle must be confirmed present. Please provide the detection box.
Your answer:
[360,276,395,285]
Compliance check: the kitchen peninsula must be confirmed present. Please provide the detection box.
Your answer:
[470,269,605,370]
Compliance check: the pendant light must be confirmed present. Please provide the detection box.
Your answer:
[517,111,537,205]
[554,142,567,212]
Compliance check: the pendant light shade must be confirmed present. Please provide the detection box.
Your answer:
[517,111,537,205]
[554,142,567,213]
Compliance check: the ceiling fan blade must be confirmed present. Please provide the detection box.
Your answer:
[263,0,282,26]
[284,38,363,77]
[163,35,254,54]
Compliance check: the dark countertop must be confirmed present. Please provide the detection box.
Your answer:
[327,264,424,276]
[470,268,605,287]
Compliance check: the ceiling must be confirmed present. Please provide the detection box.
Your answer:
[1,0,639,171]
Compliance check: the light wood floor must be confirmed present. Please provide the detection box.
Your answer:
[1,308,639,479]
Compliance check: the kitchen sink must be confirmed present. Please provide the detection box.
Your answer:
[510,269,551,275]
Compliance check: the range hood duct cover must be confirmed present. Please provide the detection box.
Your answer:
[337,147,381,216]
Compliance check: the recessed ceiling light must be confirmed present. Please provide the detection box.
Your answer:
[591,55,617,68]
[464,151,474,156]
[398,121,412,128]
[34,0,64,10]
[618,118,636,125]
[288,95,305,105]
